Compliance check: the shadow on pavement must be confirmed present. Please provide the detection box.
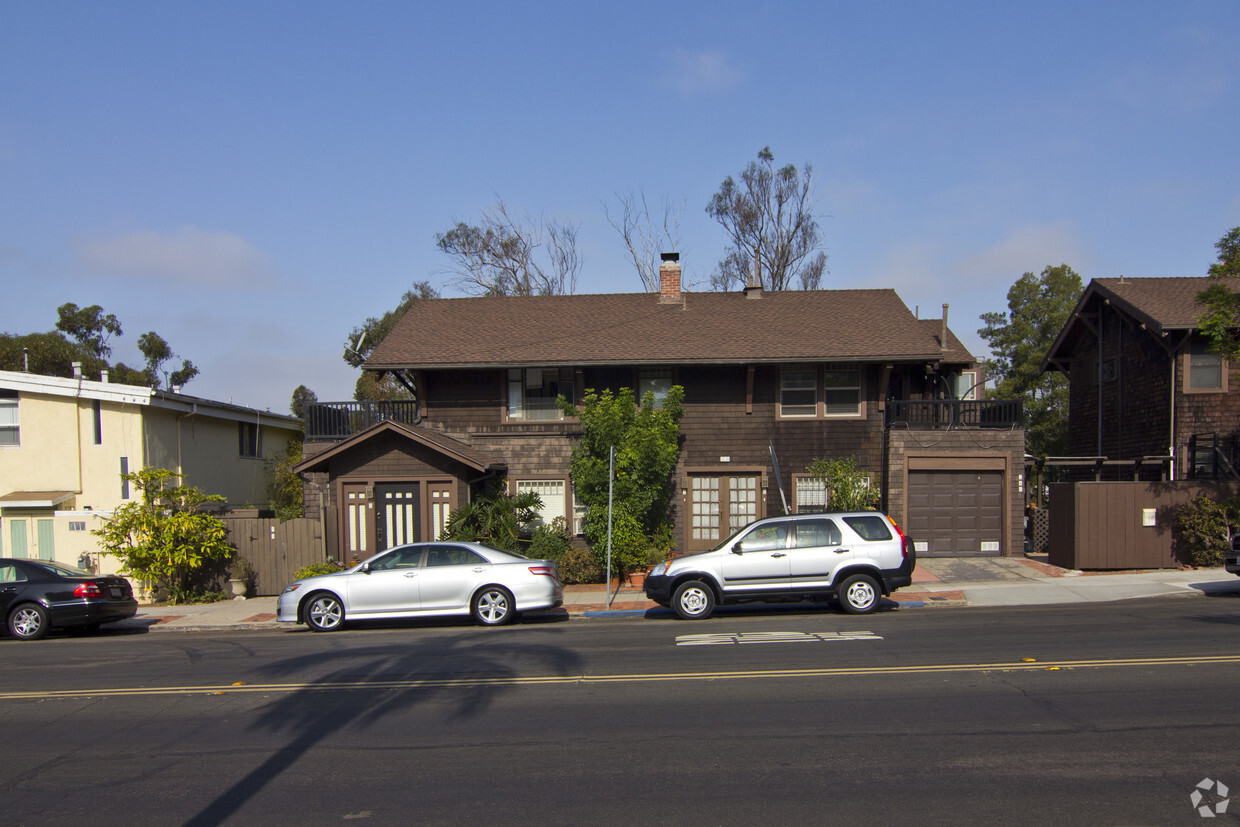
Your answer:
[182,632,582,827]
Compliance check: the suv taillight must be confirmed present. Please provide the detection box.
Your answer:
[889,518,909,558]
[74,581,103,598]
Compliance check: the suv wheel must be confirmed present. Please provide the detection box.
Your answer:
[672,580,715,620]
[837,573,881,614]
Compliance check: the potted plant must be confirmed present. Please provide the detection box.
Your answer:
[227,556,256,598]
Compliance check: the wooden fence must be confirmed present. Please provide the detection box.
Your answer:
[221,517,327,596]
[1047,481,1240,569]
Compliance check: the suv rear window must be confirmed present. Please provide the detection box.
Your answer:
[842,515,892,541]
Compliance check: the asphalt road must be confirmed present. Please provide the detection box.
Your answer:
[4,594,1240,826]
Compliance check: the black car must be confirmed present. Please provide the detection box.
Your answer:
[1,558,138,640]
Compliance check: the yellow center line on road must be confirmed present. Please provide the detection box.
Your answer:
[5,654,1240,701]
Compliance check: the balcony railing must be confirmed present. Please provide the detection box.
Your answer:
[305,401,420,441]
[885,398,1022,430]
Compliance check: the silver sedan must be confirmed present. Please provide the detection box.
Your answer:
[277,542,563,632]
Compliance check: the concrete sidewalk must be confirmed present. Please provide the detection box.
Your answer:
[113,556,1240,633]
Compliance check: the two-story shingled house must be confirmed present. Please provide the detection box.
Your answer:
[1043,276,1240,480]
[297,256,1025,564]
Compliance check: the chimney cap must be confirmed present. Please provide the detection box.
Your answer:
[660,252,680,263]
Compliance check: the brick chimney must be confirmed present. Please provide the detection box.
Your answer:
[659,252,681,303]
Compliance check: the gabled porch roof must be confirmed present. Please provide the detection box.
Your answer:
[294,420,504,474]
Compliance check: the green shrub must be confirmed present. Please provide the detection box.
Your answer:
[529,517,572,562]
[557,545,603,584]
[93,467,234,604]
[442,477,541,553]
[806,456,879,511]
[294,560,344,580]
[1173,495,1240,567]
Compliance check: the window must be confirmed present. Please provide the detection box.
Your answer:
[738,522,788,552]
[955,370,980,400]
[823,364,862,416]
[515,479,568,528]
[427,545,487,567]
[794,476,828,513]
[92,399,102,444]
[1097,359,1117,385]
[239,421,262,457]
[792,518,841,547]
[639,368,673,407]
[779,364,863,419]
[69,521,87,532]
[120,457,129,500]
[1189,341,1225,391]
[507,368,575,421]
[780,367,818,417]
[0,392,17,446]
[843,515,893,541]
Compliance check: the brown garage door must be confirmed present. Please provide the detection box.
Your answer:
[907,469,1003,556]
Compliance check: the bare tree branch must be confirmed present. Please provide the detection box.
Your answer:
[436,198,581,296]
[604,190,685,292]
[706,146,827,291]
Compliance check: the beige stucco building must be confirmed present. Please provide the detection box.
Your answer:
[0,367,301,574]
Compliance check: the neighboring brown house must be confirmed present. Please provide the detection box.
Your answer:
[1043,276,1240,480]
[298,255,1025,563]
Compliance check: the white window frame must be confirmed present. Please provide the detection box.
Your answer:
[793,475,828,513]
[514,479,569,529]
[955,369,980,400]
[0,393,18,447]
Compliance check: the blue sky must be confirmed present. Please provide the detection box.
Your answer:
[3,1,1238,413]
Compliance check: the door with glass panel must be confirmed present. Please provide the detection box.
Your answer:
[341,483,373,565]
[376,483,421,551]
[687,474,762,552]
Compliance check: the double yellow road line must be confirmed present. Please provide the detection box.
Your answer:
[4,654,1240,701]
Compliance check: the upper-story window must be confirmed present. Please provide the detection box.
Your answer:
[824,364,862,416]
[954,369,980,400]
[780,367,818,417]
[507,368,574,421]
[239,421,262,457]
[1188,341,1225,392]
[780,364,863,419]
[0,392,18,446]
[639,367,673,407]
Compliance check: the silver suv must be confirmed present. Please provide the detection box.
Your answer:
[644,512,915,619]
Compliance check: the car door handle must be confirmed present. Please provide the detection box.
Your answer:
[835,548,850,554]
[770,552,786,558]
[403,572,419,578]
[472,567,486,573]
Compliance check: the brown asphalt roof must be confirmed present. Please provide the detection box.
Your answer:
[1092,277,1215,331]
[1043,277,1215,369]
[366,289,971,369]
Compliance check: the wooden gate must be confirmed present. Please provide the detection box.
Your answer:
[222,517,325,596]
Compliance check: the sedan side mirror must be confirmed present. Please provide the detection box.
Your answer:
[731,543,744,555]
[359,562,372,574]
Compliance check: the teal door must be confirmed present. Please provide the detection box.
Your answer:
[8,519,27,558]
[37,519,54,560]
